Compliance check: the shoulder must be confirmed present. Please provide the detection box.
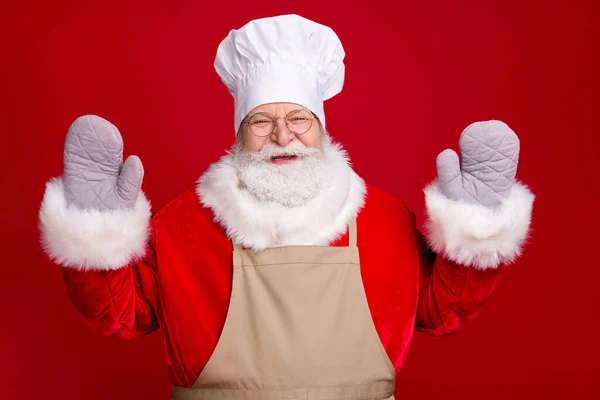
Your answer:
[362,183,414,223]
[150,183,220,233]
[356,182,418,246]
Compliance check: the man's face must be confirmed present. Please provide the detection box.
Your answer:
[240,102,322,156]
[231,102,329,207]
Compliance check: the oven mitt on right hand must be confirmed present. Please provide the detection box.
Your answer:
[62,115,144,211]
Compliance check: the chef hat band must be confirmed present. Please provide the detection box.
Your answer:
[214,14,345,134]
[234,63,324,132]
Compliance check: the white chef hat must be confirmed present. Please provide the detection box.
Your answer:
[214,14,345,133]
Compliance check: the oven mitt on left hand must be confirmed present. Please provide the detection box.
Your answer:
[435,120,520,208]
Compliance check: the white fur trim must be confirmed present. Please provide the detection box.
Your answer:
[424,181,535,270]
[196,142,366,250]
[38,177,152,271]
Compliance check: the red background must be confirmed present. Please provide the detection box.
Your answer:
[1,1,598,399]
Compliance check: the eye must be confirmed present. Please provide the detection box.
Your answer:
[286,110,312,124]
[249,113,275,127]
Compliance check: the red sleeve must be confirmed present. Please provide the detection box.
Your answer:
[412,212,503,335]
[61,218,159,339]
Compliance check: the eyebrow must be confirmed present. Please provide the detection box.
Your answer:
[251,106,309,115]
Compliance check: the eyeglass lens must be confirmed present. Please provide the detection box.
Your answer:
[247,110,313,137]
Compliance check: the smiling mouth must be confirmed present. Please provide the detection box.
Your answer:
[270,155,299,165]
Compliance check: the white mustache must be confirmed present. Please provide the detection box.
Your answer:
[251,141,321,161]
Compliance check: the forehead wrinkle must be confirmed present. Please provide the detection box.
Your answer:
[251,103,309,117]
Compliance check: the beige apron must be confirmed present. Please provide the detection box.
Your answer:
[172,219,396,400]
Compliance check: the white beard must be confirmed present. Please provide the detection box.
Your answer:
[197,136,366,249]
[230,137,333,207]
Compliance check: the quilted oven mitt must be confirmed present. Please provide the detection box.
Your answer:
[62,115,144,211]
[436,120,520,208]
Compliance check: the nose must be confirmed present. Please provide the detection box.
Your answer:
[270,118,294,147]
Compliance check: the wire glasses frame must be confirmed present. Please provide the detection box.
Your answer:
[242,108,317,137]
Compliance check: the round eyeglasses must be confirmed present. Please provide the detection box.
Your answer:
[242,109,317,137]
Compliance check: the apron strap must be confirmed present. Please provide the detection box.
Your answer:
[348,217,357,247]
[231,219,358,249]
[232,240,244,252]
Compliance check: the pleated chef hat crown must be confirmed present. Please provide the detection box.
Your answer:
[214,14,345,133]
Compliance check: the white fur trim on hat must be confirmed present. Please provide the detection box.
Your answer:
[424,180,535,270]
[38,177,152,271]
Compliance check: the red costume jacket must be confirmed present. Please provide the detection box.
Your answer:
[46,182,533,387]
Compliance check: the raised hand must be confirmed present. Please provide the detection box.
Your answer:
[436,120,520,208]
[62,115,144,211]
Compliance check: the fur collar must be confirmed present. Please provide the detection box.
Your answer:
[196,142,366,250]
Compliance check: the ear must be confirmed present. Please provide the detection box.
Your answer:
[236,123,244,142]
[317,119,327,137]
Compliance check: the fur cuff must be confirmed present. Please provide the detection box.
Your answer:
[424,181,535,270]
[38,177,152,271]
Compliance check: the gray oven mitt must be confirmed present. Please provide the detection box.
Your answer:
[436,120,520,208]
[62,115,144,212]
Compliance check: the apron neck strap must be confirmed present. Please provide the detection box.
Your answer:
[231,218,358,249]
[348,218,357,247]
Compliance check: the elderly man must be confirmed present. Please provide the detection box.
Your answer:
[38,14,534,400]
